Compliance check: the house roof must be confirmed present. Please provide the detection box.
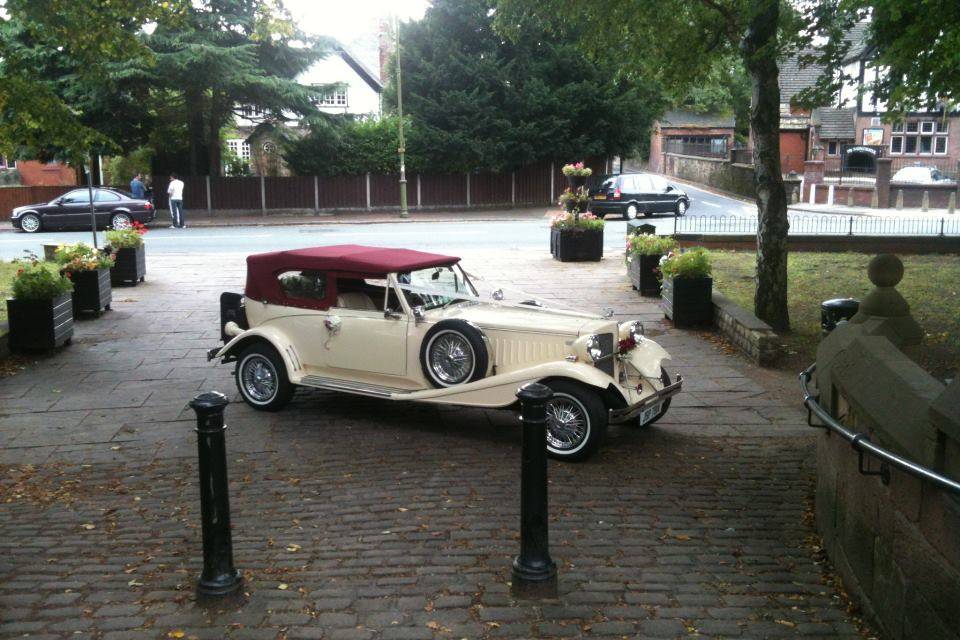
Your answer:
[336,44,384,94]
[813,107,857,139]
[659,110,735,129]
[779,52,826,104]
[843,21,873,62]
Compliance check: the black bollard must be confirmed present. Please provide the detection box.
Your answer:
[189,391,243,599]
[511,382,558,599]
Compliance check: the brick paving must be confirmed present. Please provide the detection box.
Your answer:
[0,247,871,639]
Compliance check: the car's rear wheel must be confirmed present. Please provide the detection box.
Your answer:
[676,200,687,216]
[623,204,638,220]
[543,379,607,461]
[421,320,488,388]
[111,212,132,230]
[235,343,294,411]
[19,213,41,233]
[638,367,672,427]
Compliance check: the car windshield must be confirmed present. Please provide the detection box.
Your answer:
[397,265,477,310]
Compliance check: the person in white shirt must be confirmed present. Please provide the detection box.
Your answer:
[167,174,186,228]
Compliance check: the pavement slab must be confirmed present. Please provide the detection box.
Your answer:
[0,247,873,638]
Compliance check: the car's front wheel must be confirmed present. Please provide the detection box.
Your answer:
[676,200,687,216]
[543,379,607,462]
[623,204,638,220]
[111,212,132,229]
[19,213,41,233]
[235,343,294,411]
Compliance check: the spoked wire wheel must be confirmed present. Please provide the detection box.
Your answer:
[426,330,476,386]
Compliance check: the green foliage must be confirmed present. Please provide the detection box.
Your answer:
[105,225,147,249]
[106,148,155,186]
[661,248,712,280]
[54,243,115,272]
[285,116,417,176]
[558,187,589,214]
[0,169,21,186]
[549,212,604,231]
[11,260,73,301]
[627,234,678,258]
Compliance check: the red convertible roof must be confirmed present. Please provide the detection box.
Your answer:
[245,245,460,305]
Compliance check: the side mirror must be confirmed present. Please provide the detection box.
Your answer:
[492,289,504,301]
[384,309,403,320]
[412,306,425,323]
[55,198,65,205]
[665,185,674,192]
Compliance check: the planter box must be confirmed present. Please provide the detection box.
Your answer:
[551,227,603,262]
[629,254,662,296]
[7,293,74,352]
[70,268,112,316]
[111,245,146,286]
[661,276,713,327]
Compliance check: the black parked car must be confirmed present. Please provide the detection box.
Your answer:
[589,173,691,220]
[10,188,156,233]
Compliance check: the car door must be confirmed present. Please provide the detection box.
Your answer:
[321,277,409,378]
[94,189,123,225]
[648,175,677,213]
[46,189,93,228]
[630,175,656,213]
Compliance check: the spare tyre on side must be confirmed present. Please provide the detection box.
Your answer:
[420,319,489,388]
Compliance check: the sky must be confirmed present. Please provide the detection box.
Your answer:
[283,0,430,41]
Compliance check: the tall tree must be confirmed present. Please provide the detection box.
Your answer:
[147,0,332,176]
[496,0,807,330]
[380,0,665,174]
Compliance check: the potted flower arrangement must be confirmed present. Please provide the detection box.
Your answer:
[7,257,74,352]
[551,161,603,261]
[106,221,147,285]
[659,247,713,327]
[54,243,115,317]
[626,234,677,296]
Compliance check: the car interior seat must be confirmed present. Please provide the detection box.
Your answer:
[335,292,379,311]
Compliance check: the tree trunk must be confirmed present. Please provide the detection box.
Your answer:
[186,86,204,177]
[742,0,790,331]
[208,91,223,178]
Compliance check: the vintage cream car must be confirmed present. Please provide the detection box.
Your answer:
[209,245,682,461]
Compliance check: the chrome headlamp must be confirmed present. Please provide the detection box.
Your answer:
[585,335,604,362]
[628,321,645,343]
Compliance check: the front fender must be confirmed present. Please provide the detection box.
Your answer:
[628,338,670,378]
[398,361,616,408]
[213,327,301,375]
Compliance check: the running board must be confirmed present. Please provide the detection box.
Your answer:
[299,375,411,399]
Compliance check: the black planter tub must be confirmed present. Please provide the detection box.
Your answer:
[7,293,74,352]
[550,227,603,262]
[69,268,112,316]
[629,254,663,296]
[660,276,713,327]
[111,245,146,285]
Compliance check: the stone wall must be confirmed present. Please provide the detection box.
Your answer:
[711,292,780,366]
[813,255,960,640]
[662,153,756,199]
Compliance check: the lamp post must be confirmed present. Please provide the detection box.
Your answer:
[395,16,409,219]
[86,155,98,249]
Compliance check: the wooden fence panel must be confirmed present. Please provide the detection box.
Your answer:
[420,174,467,207]
[318,175,365,209]
[0,186,75,220]
[515,162,552,204]
[370,174,401,207]
[208,177,261,211]
[470,172,512,206]
[265,176,315,209]
[151,176,207,211]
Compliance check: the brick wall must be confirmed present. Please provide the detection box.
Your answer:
[711,292,780,366]
[661,153,756,199]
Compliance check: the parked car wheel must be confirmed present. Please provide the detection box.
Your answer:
[676,200,687,216]
[111,212,132,230]
[638,367,672,427]
[421,320,489,388]
[235,343,295,411]
[19,213,41,233]
[543,379,607,461]
[623,204,639,220]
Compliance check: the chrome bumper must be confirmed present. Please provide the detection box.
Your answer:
[608,374,683,424]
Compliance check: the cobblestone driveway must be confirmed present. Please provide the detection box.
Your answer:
[0,249,869,639]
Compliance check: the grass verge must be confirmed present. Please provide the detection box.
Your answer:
[710,251,959,380]
[0,261,19,324]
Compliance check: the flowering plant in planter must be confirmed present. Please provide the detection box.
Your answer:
[11,259,73,301]
[659,247,712,280]
[105,221,147,249]
[625,234,677,263]
[550,211,604,231]
[7,254,75,351]
[561,162,593,177]
[558,187,590,215]
[659,248,713,327]
[54,243,116,272]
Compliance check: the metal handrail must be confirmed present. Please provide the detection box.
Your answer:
[800,363,960,496]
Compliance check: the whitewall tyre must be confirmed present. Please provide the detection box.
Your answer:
[420,320,489,388]
[19,214,41,233]
[111,213,133,230]
[624,204,638,220]
[676,200,687,216]
[543,379,607,461]
[235,343,294,411]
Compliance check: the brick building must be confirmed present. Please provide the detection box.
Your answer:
[648,110,736,173]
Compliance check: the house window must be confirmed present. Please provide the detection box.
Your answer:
[937,120,949,133]
[906,121,919,133]
[904,136,918,154]
[238,105,264,119]
[894,119,949,156]
[890,137,903,154]
[935,137,948,155]
[827,141,838,156]
[226,138,251,161]
[319,88,348,107]
[920,121,935,134]
[892,122,903,133]
[920,136,933,154]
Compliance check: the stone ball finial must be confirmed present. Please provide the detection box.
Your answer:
[868,254,904,287]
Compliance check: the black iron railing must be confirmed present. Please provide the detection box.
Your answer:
[674,214,960,237]
[800,364,960,496]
